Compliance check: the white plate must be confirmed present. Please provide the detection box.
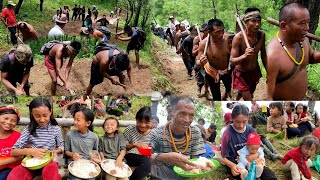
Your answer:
[68,159,101,179]
[101,159,132,178]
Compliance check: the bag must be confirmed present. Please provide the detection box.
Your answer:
[134,28,146,48]
[246,160,256,180]
[94,42,123,59]
[40,40,63,55]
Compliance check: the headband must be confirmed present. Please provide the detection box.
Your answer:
[242,11,261,22]
[0,105,20,121]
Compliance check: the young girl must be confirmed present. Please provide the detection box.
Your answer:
[237,132,265,180]
[0,106,22,180]
[99,117,128,180]
[281,135,319,180]
[267,102,287,139]
[65,106,99,180]
[7,98,63,180]
[295,103,313,136]
[123,106,151,180]
[283,101,300,138]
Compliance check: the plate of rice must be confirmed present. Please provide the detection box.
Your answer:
[21,151,53,170]
[68,159,101,179]
[101,159,132,178]
[173,157,220,178]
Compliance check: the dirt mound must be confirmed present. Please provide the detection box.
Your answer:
[29,58,152,96]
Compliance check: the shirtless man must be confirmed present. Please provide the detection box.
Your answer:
[44,41,81,95]
[16,22,37,42]
[267,3,320,100]
[230,7,267,100]
[86,43,133,95]
[197,19,230,101]
[192,23,211,99]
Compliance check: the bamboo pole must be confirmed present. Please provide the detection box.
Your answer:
[235,15,251,48]
[266,17,320,42]
[196,24,202,41]
[204,35,210,55]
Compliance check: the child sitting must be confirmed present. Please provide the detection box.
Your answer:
[7,98,63,180]
[0,106,22,180]
[237,132,265,180]
[267,102,287,139]
[281,135,319,180]
[65,106,99,180]
[99,117,128,180]
[295,103,313,136]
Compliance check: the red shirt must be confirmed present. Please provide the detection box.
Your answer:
[0,130,21,169]
[281,147,311,179]
[1,7,16,27]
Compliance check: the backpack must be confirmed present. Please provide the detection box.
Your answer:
[40,40,66,55]
[94,42,123,60]
[135,28,146,48]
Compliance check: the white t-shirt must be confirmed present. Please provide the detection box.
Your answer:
[48,25,65,37]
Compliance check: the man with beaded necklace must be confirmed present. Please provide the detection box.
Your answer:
[267,2,320,100]
[149,96,205,180]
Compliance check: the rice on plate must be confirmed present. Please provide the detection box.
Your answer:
[101,159,132,178]
[68,159,101,179]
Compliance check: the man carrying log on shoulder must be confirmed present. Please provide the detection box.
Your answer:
[267,3,320,100]
[230,7,267,100]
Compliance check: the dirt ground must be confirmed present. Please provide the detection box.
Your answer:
[151,41,320,101]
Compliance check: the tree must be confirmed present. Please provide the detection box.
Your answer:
[286,0,320,35]
[14,0,23,14]
[133,0,142,27]
[0,0,3,10]
[40,0,44,12]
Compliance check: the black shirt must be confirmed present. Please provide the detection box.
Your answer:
[96,18,109,27]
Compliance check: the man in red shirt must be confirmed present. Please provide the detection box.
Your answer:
[1,1,17,45]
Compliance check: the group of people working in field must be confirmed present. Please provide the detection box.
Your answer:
[0,2,146,96]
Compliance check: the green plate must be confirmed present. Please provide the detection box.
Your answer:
[173,158,220,178]
[21,151,53,170]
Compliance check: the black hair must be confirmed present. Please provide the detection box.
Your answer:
[170,96,194,112]
[115,53,130,71]
[299,135,319,151]
[29,98,58,137]
[207,18,224,31]
[279,3,307,23]
[152,115,159,123]
[124,25,132,33]
[0,106,19,122]
[245,7,261,14]
[18,23,27,30]
[103,117,119,134]
[295,103,304,114]
[72,106,95,131]
[209,123,217,130]
[197,118,205,124]
[285,101,295,112]
[70,41,82,52]
[303,105,308,113]
[226,102,233,108]
[231,104,250,119]
[189,25,195,33]
[136,106,151,122]
[269,102,283,115]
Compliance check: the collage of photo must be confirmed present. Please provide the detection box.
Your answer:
[1,0,320,180]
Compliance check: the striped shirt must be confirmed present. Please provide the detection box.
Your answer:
[123,125,151,154]
[13,124,63,151]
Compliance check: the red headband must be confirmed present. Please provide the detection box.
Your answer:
[0,105,20,121]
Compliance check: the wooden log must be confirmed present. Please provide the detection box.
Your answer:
[266,17,320,42]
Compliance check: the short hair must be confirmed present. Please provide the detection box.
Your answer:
[226,102,233,108]
[269,102,283,114]
[232,104,249,119]
[136,106,151,122]
[170,96,194,113]
[18,23,27,30]
[115,53,130,71]
[70,41,82,52]
[299,135,319,150]
[245,7,261,14]
[209,124,217,130]
[124,25,132,32]
[197,118,205,124]
[207,18,224,31]
[279,3,307,23]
